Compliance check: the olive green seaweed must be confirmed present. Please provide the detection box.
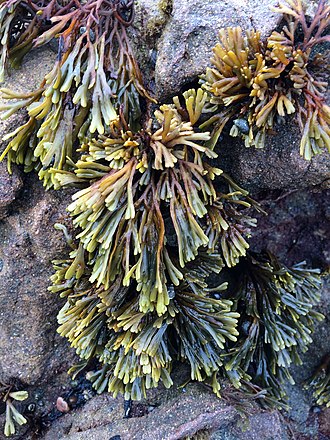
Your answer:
[305,355,330,407]
[0,1,327,435]
[0,0,153,189]
[0,383,28,437]
[223,253,324,408]
[200,0,330,159]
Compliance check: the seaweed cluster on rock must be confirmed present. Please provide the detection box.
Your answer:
[200,0,330,159]
[306,355,330,407]
[0,0,328,435]
[0,0,151,189]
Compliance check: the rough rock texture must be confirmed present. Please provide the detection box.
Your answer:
[0,47,77,388]
[0,175,75,385]
[0,162,22,219]
[155,0,279,99]
[43,384,238,440]
[250,189,330,268]
[211,411,288,440]
[218,121,330,193]
[318,407,330,439]
[0,1,329,439]
[43,383,290,440]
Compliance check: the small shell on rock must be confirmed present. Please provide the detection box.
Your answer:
[56,396,70,413]
[233,118,250,135]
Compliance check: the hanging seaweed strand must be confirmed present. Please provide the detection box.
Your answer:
[0,0,154,189]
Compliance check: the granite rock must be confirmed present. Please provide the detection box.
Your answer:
[155,0,279,99]
[43,383,289,440]
[0,48,75,386]
[0,161,22,219]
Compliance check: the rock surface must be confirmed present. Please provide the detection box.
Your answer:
[0,175,74,385]
[250,189,330,268]
[0,47,76,388]
[43,384,237,440]
[218,121,330,193]
[210,411,288,440]
[43,382,290,440]
[0,161,22,219]
[154,0,279,99]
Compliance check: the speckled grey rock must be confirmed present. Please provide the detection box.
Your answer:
[0,174,75,385]
[42,382,291,440]
[43,384,238,440]
[0,161,22,219]
[0,48,76,386]
[211,411,289,440]
[155,0,279,99]
[218,121,330,192]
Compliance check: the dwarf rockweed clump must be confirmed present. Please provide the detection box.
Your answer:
[0,0,153,189]
[305,355,330,407]
[200,0,330,160]
[0,0,326,419]
[223,253,323,408]
[0,383,28,437]
[47,92,255,399]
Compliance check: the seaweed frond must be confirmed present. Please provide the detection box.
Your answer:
[200,1,330,159]
[0,383,28,437]
[224,252,324,408]
[46,82,259,400]
[49,245,239,400]
[305,355,330,407]
[0,0,325,411]
[56,99,256,311]
[0,0,154,188]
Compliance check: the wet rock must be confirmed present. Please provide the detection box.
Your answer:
[249,189,330,268]
[0,162,22,219]
[0,174,75,385]
[155,0,279,99]
[43,381,293,440]
[42,383,248,440]
[211,410,288,440]
[218,122,330,192]
[134,0,173,42]
[0,48,76,386]
[319,407,330,438]
[128,0,173,100]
